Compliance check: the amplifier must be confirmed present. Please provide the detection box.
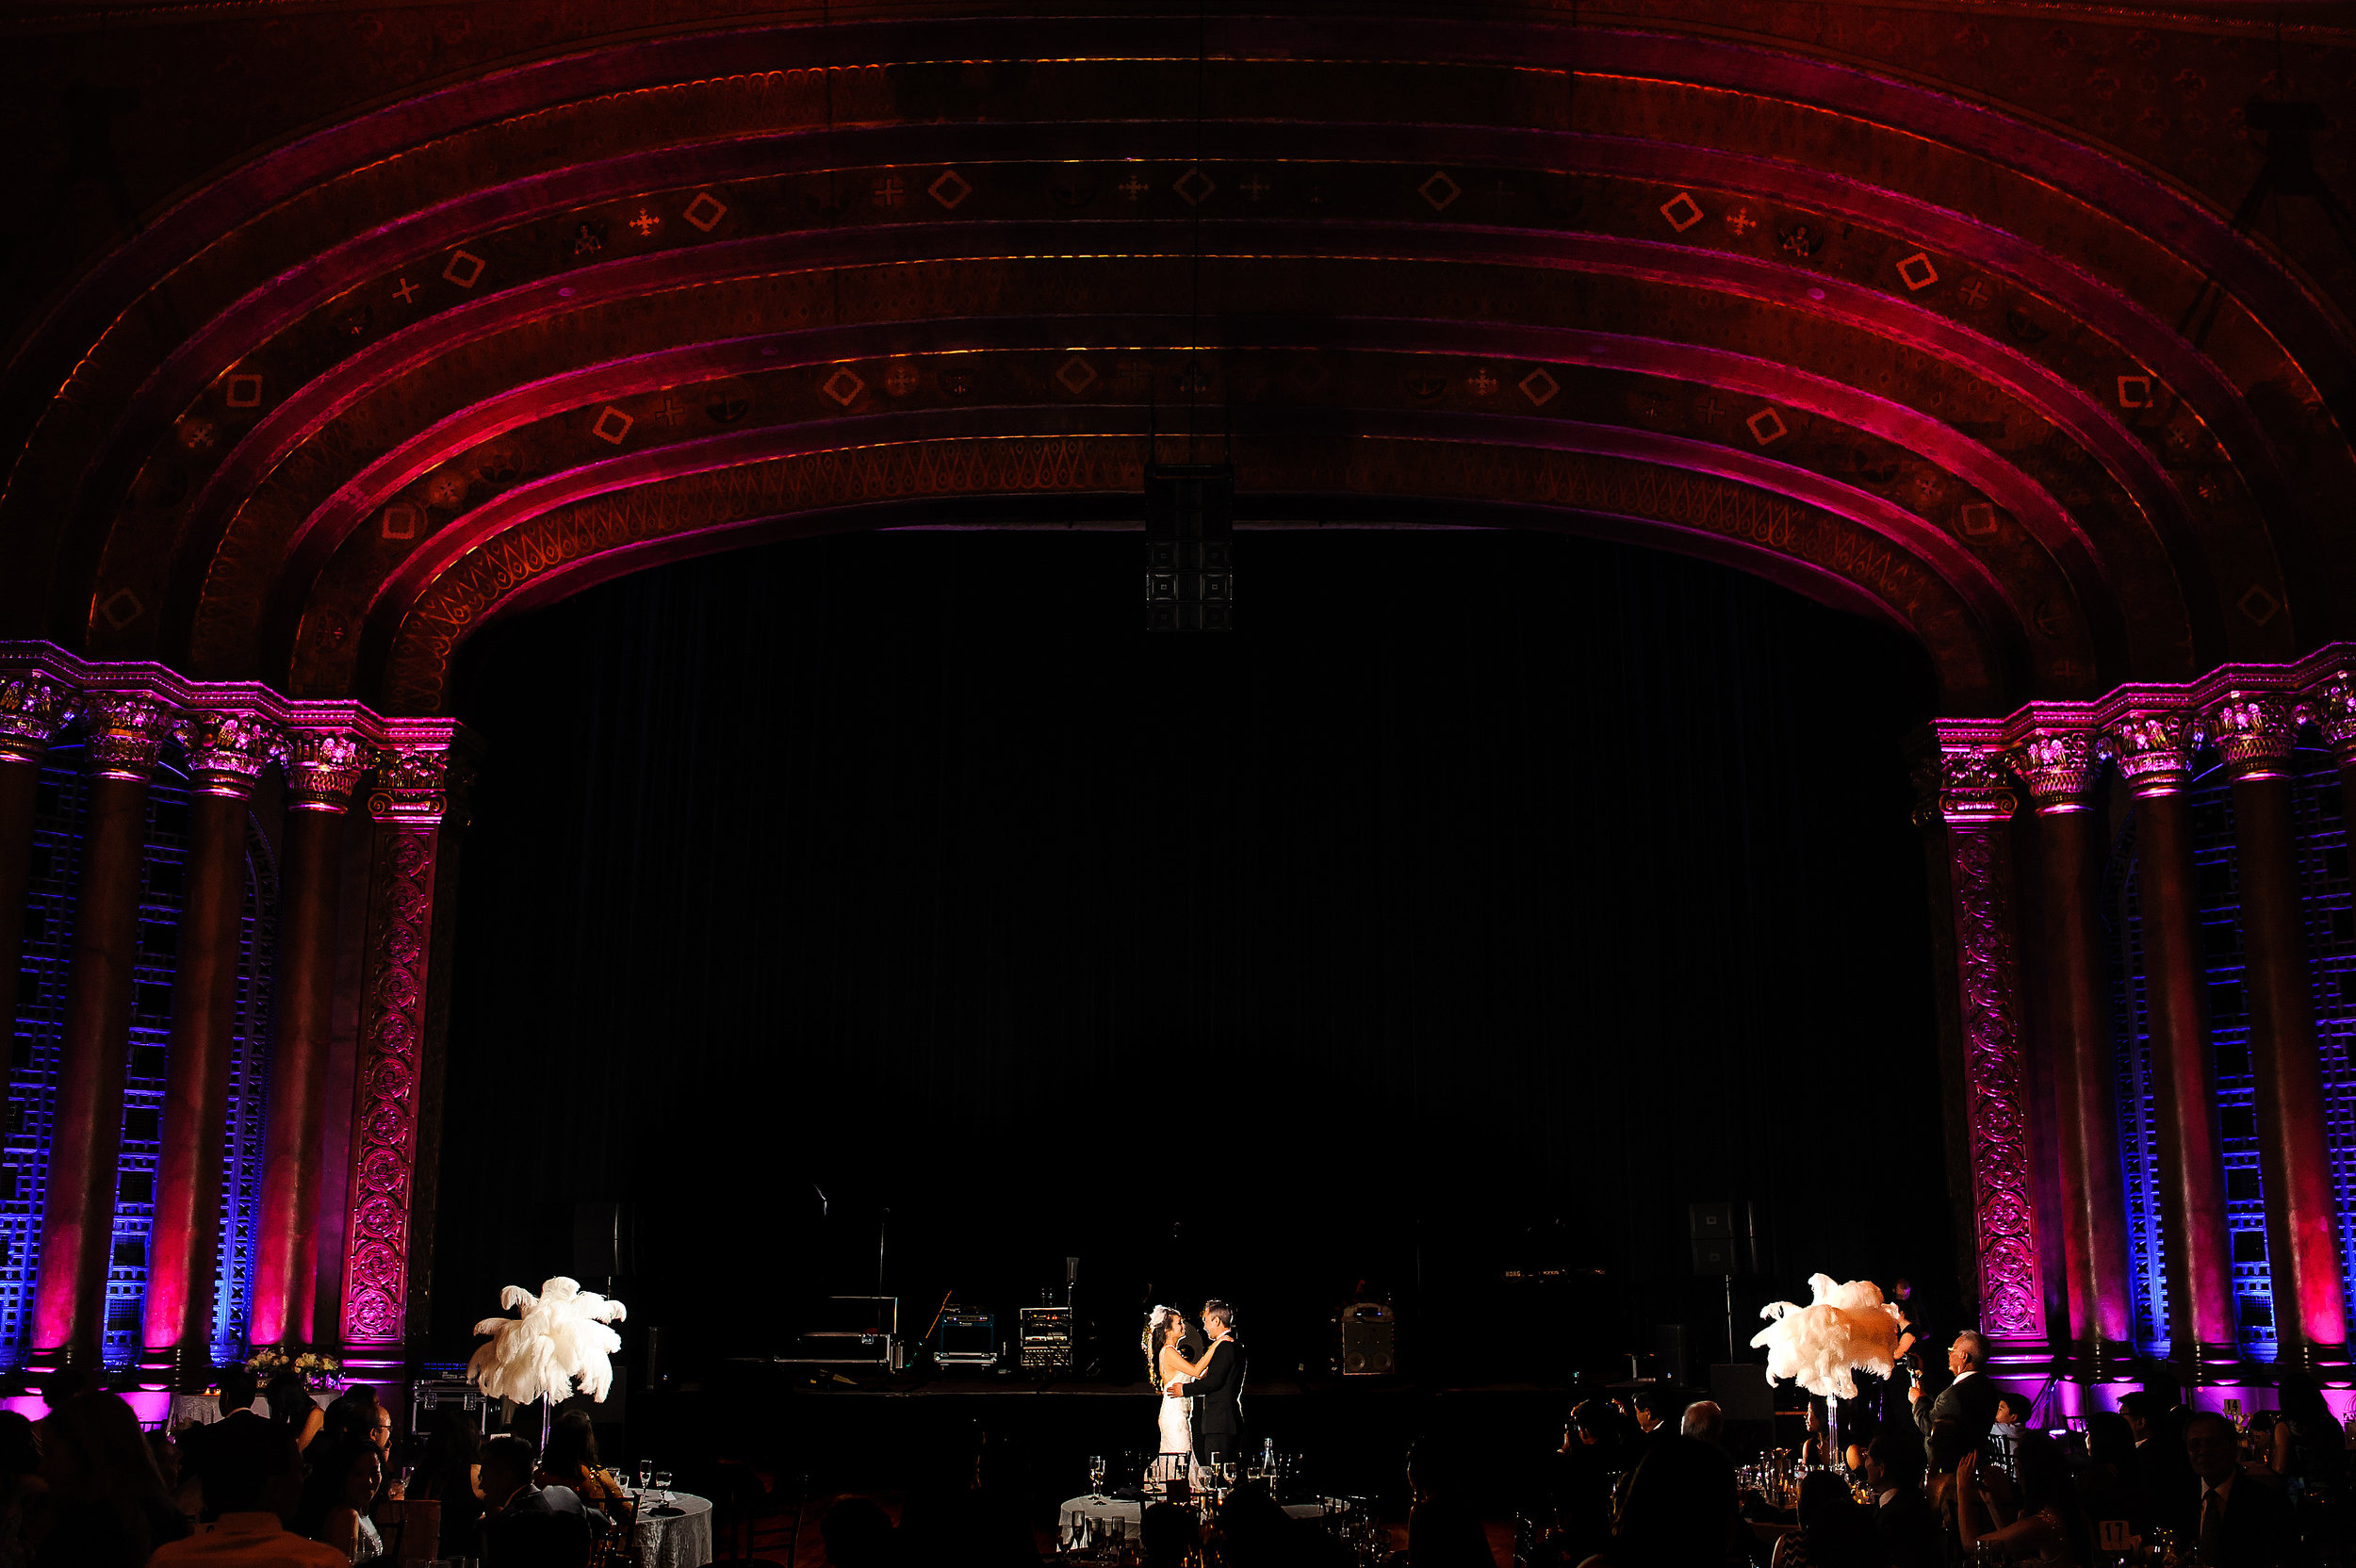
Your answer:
[1020,1306,1073,1371]
[1339,1300,1395,1377]
[934,1308,998,1367]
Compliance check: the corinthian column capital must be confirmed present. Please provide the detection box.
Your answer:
[2203,691,2301,781]
[283,727,370,812]
[82,692,178,781]
[364,742,476,825]
[1912,734,2019,827]
[2009,727,2102,813]
[0,673,78,765]
[174,711,285,800]
[2303,667,2356,766]
[2104,709,2204,797]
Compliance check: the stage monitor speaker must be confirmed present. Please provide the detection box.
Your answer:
[642,1326,663,1391]
[1653,1323,1688,1386]
[573,1201,633,1282]
[1710,1363,1775,1423]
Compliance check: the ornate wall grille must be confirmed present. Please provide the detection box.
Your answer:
[2109,748,2356,1362]
[3,750,275,1368]
[211,822,275,1363]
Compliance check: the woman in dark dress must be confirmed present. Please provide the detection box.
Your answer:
[27,1393,189,1568]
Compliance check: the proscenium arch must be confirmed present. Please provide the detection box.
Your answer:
[5,7,2351,722]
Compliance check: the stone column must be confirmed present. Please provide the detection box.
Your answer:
[2011,725,2136,1364]
[250,727,368,1348]
[30,692,174,1367]
[339,733,473,1362]
[2207,693,2348,1360]
[2108,710,2238,1368]
[1921,733,2047,1349]
[0,675,76,1070]
[140,712,281,1372]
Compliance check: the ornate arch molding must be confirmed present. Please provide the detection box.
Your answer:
[200,308,2106,685]
[4,8,2345,713]
[354,423,2016,715]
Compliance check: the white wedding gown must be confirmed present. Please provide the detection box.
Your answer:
[1156,1349,1193,1456]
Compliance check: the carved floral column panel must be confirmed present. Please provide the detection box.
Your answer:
[339,730,474,1359]
[1924,730,2048,1349]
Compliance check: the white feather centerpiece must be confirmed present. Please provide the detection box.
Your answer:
[1748,1274,1905,1399]
[466,1276,630,1404]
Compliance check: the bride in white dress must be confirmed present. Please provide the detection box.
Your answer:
[1144,1305,1218,1469]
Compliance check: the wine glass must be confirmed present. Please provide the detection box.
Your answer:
[1088,1454,1107,1502]
[652,1470,673,1511]
[636,1460,652,1494]
[1221,1460,1237,1494]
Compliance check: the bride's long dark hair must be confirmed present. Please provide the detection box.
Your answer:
[1141,1306,1182,1383]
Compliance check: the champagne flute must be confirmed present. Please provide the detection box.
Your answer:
[636,1460,652,1494]
[1088,1454,1107,1502]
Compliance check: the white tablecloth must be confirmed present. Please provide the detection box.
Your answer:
[1057,1495,1322,1531]
[625,1489,713,1568]
[170,1392,328,1427]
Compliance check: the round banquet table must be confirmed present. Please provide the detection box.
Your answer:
[1057,1495,1324,1532]
[623,1489,713,1568]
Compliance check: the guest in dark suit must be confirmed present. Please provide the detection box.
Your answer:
[2077,1411,2154,1551]
[1867,1431,1941,1568]
[478,1435,592,1568]
[2122,1390,2200,1542]
[2184,1412,2300,1568]
[1908,1331,2002,1458]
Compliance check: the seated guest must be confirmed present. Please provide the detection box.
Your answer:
[2184,1411,2298,1568]
[30,1391,192,1568]
[533,1413,625,1509]
[1628,1389,1680,1449]
[478,1435,591,1568]
[151,1416,346,1568]
[409,1404,484,1560]
[1679,1400,1725,1451]
[2273,1371,2346,1512]
[2076,1412,2151,1549]
[1771,1471,1869,1568]
[1138,1500,1192,1568]
[291,1438,385,1563]
[0,1412,44,1568]
[1406,1439,1497,1568]
[263,1377,323,1454]
[1956,1423,2089,1567]
[1583,1436,1739,1568]
[1866,1431,1939,1568]
[820,1497,895,1568]
[1550,1401,1619,1563]
[2121,1390,2198,1541]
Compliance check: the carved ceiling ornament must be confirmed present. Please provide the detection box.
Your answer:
[174,710,284,800]
[0,674,77,766]
[283,727,372,811]
[2202,690,2299,781]
[81,692,178,782]
[2008,726,2101,811]
[2103,709,2203,798]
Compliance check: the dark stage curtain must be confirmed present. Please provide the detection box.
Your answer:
[437,528,1952,1380]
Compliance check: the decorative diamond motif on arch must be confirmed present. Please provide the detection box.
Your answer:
[823,368,867,406]
[927,170,973,210]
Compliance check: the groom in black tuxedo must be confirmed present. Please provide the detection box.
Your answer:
[1167,1299,1246,1469]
